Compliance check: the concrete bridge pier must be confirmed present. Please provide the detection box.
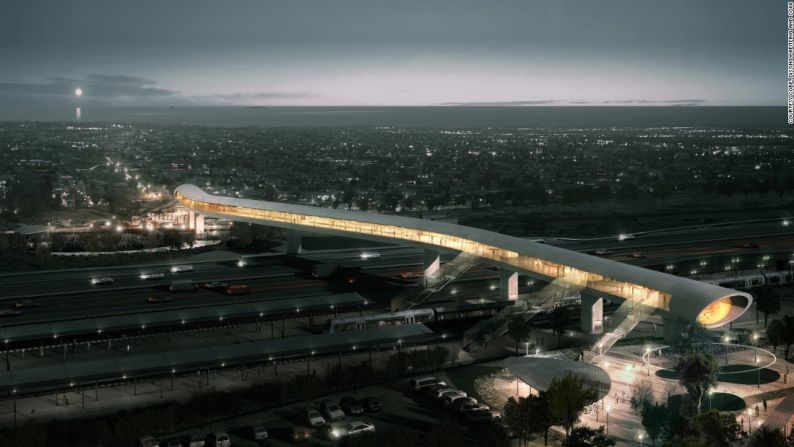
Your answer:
[423,249,441,287]
[286,230,302,254]
[580,293,604,334]
[663,317,687,344]
[187,211,205,236]
[500,270,518,301]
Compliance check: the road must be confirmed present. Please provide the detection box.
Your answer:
[1,218,792,325]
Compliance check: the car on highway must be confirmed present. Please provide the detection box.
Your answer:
[250,425,269,441]
[304,407,326,427]
[410,376,446,391]
[14,300,41,308]
[226,284,252,296]
[205,431,231,447]
[0,309,22,317]
[170,264,194,273]
[146,295,173,304]
[139,273,165,280]
[339,396,364,415]
[398,271,421,279]
[593,249,613,256]
[202,281,228,290]
[359,252,380,260]
[360,396,382,412]
[733,242,759,249]
[90,277,114,285]
[183,434,206,447]
[169,280,198,292]
[629,252,647,259]
[320,400,346,422]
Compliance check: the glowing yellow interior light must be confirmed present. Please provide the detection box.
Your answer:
[697,297,733,325]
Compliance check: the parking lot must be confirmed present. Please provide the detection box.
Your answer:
[150,365,508,447]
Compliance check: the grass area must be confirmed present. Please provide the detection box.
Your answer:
[668,393,746,412]
[656,364,780,385]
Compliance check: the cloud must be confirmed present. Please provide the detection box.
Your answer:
[602,99,707,105]
[0,74,178,104]
[441,100,558,106]
[191,91,315,105]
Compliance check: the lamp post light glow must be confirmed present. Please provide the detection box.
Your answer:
[708,388,714,411]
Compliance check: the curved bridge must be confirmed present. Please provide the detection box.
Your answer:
[175,184,751,329]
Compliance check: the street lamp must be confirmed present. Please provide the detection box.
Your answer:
[638,433,644,447]
[645,346,651,376]
[599,342,604,364]
[748,408,754,435]
[753,333,759,363]
[757,359,761,388]
[723,336,730,365]
[606,405,611,436]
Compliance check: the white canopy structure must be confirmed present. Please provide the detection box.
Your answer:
[175,184,751,328]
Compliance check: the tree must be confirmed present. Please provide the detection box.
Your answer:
[550,306,570,348]
[767,318,784,353]
[674,351,718,414]
[747,426,786,447]
[754,287,781,328]
[504,393,554,446]
[693,410,740,447]
[630,379,654,416]
[547,372,598,439]
[563,426,615,447]
[780,316,794,361]
[641,403,668,446]
[507,316,532,354]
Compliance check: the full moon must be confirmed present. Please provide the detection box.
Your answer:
[75,88,83,97]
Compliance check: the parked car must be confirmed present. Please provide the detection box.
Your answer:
[320,401,346,422]
[137,436,159,447]
[304,407,326,427]
[422,383,449,396]
[410,377,445,391]
[250,425,269,441]
[432,387,466,400]
[340,396,364,415]
[346,421,375,437]
[451,397,480,412]
[205,432,231,447]
[183,434,205,447]
[290,426,312,443]
[455,402,490,415]
[445,394,475,408]
[361,396,383,412]
[164,438,181,447]
[461,409,501,424]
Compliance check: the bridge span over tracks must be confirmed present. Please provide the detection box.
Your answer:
[175,184,751,342]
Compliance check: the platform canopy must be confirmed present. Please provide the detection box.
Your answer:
[503,355,611,399]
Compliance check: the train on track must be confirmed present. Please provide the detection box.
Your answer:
[701,270,794,290]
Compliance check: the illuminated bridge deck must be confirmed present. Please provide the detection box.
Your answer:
[176,184,752,327]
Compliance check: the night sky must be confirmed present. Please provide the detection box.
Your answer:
[0,1,785,106]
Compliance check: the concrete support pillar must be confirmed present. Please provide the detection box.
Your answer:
[286,230,302,254]
[663,317,687,344]
[187,210,195,230]
[499,270,519,301]
[580,294,604,334]
[194,214,205,236]
[423,249,440,287]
